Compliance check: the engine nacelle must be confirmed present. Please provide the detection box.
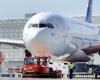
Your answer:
[66,50,90,62]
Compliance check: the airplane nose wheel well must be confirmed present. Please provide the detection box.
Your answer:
[25,50,32,57]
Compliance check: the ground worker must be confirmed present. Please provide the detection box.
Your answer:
[68,62,75,79]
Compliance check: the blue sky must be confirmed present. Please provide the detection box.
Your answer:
[0,0,100,19]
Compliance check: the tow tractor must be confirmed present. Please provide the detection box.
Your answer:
[22,50,62,78]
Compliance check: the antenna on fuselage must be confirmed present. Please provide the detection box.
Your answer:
[85,0,93,23]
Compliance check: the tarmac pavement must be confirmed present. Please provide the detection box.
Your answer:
[0,78,100,80]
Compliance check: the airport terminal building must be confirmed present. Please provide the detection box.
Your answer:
[0,13,100,72]
[0,13,36,72]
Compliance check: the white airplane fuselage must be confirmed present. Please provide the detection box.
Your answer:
[23,12,99,61]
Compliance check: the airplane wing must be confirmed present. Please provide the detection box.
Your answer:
[50,54,70,62]
[0,39,25,47]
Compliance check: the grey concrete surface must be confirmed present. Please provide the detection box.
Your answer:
[0,78,100,80]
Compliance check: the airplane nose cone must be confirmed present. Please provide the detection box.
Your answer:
[24,28,50,56]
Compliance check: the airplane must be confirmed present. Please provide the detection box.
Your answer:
[0,0,100,62]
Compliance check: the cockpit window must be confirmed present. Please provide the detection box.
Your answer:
[28,23,54,29]
[47,23,54,28]
[28,24,38,28]
[39,24,46,28]
[28,24,32,28]
[39,23,54,28]
[32,24,38,27]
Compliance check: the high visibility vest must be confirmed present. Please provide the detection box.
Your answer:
[69,64,75,69]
